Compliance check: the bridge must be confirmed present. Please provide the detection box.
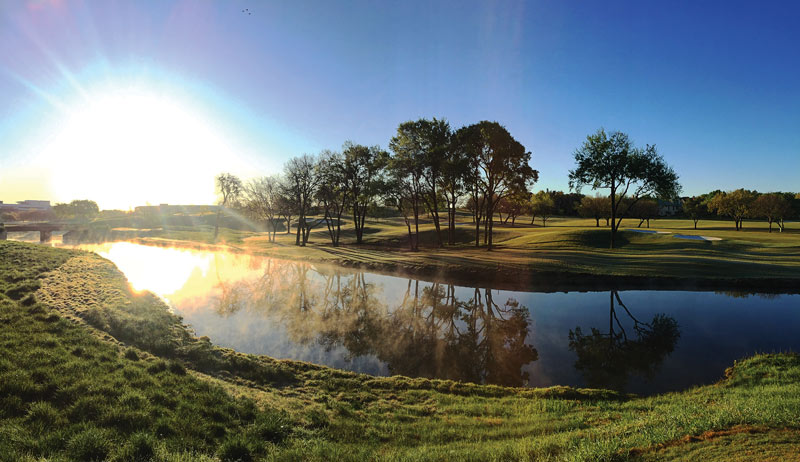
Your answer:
[0,222,68,243]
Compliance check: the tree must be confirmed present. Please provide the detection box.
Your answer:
[341,142,389,245]
[241,176,281,242]
[388,129,426,250]
[316,150,349,246]
[577,195,609,227]
[707,189,757,231]
[53,200,100,222]
[529,191,556,227]
[497,189,529,227]
[442,130,471,245]
[283,154,322,246]
[568,129,680,249]
[551,191,584,217]
[630,198,658,228]
[752,193,793,233]
[389,118,452,247]
[214,173,243,240]
[460,121,538,250]
[682,196,708,230]
[383,173,417,250]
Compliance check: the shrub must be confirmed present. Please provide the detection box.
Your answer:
[124,349,140,361]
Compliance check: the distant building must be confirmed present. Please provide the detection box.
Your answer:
[657,199,682,216]
[0,200,52,212]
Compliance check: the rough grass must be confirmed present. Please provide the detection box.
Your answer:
[2,240,800,461]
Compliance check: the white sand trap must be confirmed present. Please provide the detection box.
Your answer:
[624,229,671,234]
[674,234,722,241]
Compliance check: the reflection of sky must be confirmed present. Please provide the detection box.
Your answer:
[76,242,800,395]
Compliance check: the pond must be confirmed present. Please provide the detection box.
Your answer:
[71,241,800,395]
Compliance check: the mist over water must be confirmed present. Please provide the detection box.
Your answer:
[67,242,800,395]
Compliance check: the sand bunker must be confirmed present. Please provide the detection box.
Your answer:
[673,234,722,241]
[624,229,722,241]
[624,229,671,234]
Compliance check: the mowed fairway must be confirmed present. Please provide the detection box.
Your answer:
[136,215,800,285]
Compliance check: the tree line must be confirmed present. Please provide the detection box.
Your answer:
[216,124,795,250]
[220,119,538,251]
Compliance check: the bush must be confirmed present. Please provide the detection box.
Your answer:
[66,427,112,462]
[124,349,140,361]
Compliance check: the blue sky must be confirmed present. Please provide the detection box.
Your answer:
[1,0,798,207]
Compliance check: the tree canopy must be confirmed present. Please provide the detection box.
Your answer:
[569,129,680,248]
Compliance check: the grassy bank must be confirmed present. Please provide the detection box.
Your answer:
[2,240,800,461]
[113,216,800,291]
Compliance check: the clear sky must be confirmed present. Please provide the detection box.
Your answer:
[1,0,798,209]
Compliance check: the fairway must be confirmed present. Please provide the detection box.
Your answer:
[118,215,800,290]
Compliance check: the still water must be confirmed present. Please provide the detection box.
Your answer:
[71,242,799,395]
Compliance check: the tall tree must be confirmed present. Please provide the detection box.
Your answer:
[214,173,242,240]
[752,193,793,233]
[707,189,757,231]
[241,176,281,242]
[53,199,100,222]
[442,128,471,245]
[577,195,609,227]
[682,196,707,230]
[283,155,322,246]
[631,198,659,228]
[316,150,349,246]
[341,142,389,245]
[568,129,680,249]
[460,121,538,250]
[383,173,417,250]
[391,118,453,247]
[529,191,556,227]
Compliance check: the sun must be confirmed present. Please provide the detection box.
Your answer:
[39,87,252,210]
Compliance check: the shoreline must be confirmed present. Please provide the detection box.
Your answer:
[78,236,800,294]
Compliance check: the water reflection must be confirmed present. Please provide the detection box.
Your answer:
[71,242,800,395]
[213,262,538,386]
[568,291,680,391]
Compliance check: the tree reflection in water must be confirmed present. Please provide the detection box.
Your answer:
[210,260,537,387]
[568,291,680,391]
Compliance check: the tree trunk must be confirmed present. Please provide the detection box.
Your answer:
[487,195,494,251]
[694,219,698,230]
[609,189,617,249]
[595,217,600,227]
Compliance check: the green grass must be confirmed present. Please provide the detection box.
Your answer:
[75,210,800,287]
[122,215,800,288]
[2,240,800,461]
